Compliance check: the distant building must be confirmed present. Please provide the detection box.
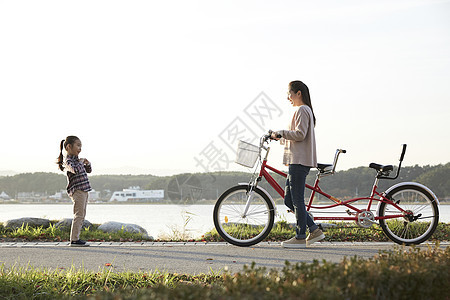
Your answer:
[0,191,10,200]
[17,192,46,202]
[49,189,100,201]
[109,187,164,202]
[88,189,100,201]
[49,190,65,200]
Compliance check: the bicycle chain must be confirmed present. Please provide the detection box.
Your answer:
[320,225,384,231]
[284,210,385,231]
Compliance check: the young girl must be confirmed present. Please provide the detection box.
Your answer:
[272,81,325,248]
[56,136,92,247]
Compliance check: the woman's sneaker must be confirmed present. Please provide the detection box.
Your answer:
[70,240,89,247]
[306,229,325,245]
[281,237,307,248]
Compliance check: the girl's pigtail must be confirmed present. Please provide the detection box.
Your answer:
[57,139,65,171]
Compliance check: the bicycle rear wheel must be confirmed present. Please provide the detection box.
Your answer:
[213,185,275,247]
[378,184,439,245]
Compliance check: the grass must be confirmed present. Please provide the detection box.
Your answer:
[1,220,449,243]
[156,210,197,241]
[0,244,448,299]
[203,221,450,243]
[0,211,198,243]
[0,263,221,299]
[0,223,152,243]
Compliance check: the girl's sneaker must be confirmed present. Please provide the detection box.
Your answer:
[306,229,325,245]
[70,240,89,247]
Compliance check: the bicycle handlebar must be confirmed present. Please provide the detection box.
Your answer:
[264,130,281,142]
[399,144,407,162]
[377,144,407,180]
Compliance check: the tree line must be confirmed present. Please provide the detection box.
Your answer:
[0,163,448,201]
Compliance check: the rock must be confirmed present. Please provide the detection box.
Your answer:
[55,218,93,231]
[98,221,150,238]
[317,223,338,231]
[4,217,50,229]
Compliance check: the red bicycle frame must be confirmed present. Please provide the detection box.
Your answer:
[258,157,407,222]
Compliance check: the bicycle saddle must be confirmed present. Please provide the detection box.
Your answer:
[317,163,333,173]
[369,163,393,172]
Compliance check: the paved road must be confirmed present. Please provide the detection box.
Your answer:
[1,241,447,274]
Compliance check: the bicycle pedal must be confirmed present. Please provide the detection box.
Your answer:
[287,209,294,214]
[346,209,356,216]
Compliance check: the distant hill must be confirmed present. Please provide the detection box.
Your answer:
[0,163,448,201]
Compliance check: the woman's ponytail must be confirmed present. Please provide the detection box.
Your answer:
[289,80,316,126]
[57,139,65,171]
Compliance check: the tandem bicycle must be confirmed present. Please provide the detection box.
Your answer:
[213,131,440,247]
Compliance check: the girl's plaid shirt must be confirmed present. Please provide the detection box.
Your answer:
[64,155,92,196]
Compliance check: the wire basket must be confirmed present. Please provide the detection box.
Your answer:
[235,140,260,168]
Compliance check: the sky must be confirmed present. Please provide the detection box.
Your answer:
[0,0,449,176]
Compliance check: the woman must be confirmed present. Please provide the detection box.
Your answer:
[273,80,325,248]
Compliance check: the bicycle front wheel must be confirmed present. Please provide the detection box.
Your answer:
[213,185,275,247]
[379,184,439,245]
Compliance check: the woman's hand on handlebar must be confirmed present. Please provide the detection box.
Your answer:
[271,132,281,141]
[267,130,282,141]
